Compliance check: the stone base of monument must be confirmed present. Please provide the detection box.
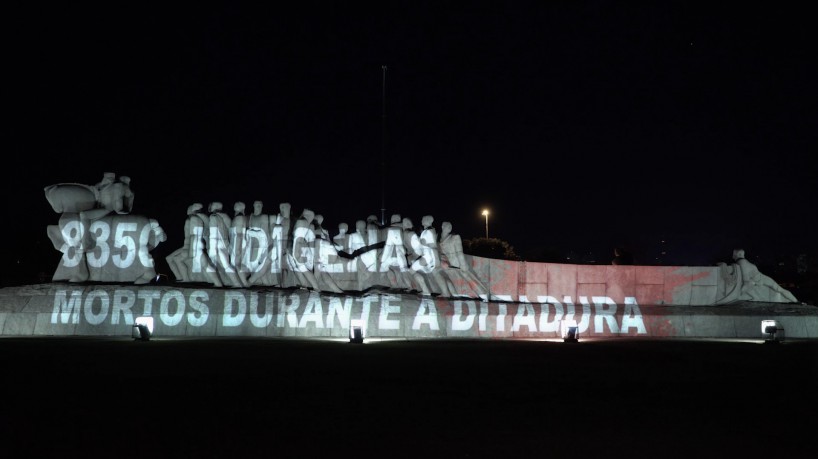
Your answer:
[1,284,816,339]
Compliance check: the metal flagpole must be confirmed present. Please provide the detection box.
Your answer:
[380,65,387,226]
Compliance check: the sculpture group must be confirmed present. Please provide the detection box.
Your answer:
[43,174,798,305]
[166,200,488,297]
[45,173,167,284]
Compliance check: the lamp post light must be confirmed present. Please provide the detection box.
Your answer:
[481,209,489,239]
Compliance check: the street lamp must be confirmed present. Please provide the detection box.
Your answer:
[481,209,489,239]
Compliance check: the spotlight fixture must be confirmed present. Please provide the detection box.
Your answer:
[349,319,365,344]
[561,319,579,343]
[761,319,784,344]
[133,316,154,341]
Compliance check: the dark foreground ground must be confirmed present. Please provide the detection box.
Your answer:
[1,337,817,458]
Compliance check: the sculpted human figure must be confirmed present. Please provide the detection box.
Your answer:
[732,249,798,303]
[399,217,431,294]
[45,173,166,285]
[229,202,250,285]
[95,172,115,191]
[379,214,413,290]
[439,221,488,298]
[314,214,331,241]
[361,214,387,288]
[133,218,168,285]
[77,174,135,250]
[181,203,222,286]
[334,222,349,251]
[83,173,135,222]
[246,200,279,286]
[207,202,246,287]
[328,222,355,290]
[313,213,344,293]
[44,172,132,217]
[439,221,467,269]
[167,203,201,282]
[415,215,439,272]
[365,214,383,268]
[403,218,422,267]
[287,208,320,290]
[277,202,296,288]
[47,214,90,282]
[415,215,452,297]
[346,220,373,290]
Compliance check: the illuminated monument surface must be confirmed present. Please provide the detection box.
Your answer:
[43,173,799,305]
[44,173,166,285]
[25,173,810,340]
[150,195,488,297]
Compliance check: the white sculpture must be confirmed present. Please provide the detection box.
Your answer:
[416,215,452,297]
[161,201,490,297]
[207,202,246,288]
[287,208,321,290]
[167,203,202,282]
[439,221,488,298]
[229,202,250,286]
[246,200,278,287]
[717,249,798,304]
[45,173,165,284]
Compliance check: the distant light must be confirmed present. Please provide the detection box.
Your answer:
[350,319,365,344]
[561,319,579,343]
[481,209,489,217]
[133,316,154,341]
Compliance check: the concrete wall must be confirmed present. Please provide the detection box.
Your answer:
[2,284,816,339]
[472,257,728,305]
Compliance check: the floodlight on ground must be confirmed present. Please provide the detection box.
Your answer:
[132,316,154,341]
[349,319,365,344]
[761,319,784,344]
[561,319,579,343]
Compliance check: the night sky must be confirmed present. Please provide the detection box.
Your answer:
[3,2,816,284]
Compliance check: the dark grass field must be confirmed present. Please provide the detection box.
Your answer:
[2,337,817,458]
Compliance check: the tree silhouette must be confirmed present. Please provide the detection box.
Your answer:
[463,237,519,261]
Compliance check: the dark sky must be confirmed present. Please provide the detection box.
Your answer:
[3,1,816,281]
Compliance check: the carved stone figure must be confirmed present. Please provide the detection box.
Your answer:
[132,218,167,285]
[45,174,164,285]
[97,175,134,215]
[379,214,414,290]
[313,214,344,293]
[439,221,488,298]
[44,183,98,214]
[230,202,250,286]
[717,249,798,304]
[330,223,357,291]
[187,203,222,286]
[348,220,374,291]
[415,215,452,297]
[314,214,330,241]
[287,208,321,290]
[277,202,296,288]
[246,200,279,286]
[399,217,432,295]
[167,203,202,282]
[207,202,246,287]
[333,222,349,250]
[45,172,133,218]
